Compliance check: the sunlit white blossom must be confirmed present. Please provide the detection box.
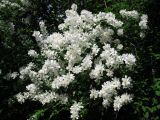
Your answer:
[117,44,123,50]
[117,29,124,36]
[72,66,82,74]
[122,54,136,66]
[26,84,37,93]
[52,73,75,89]
[139,14,148,29]
[81,55,92,70]
[140,32,145,38]
[16,92,30,103]
[90,62,105,79]
[120,9,139,19]
[113,93,132,111]
[90,89,99,99]
[28,50,38,57]
[70,102,84,120]
[122,75,132,88]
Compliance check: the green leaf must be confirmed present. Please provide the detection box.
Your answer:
[144,112,149,118]
[155,91,160,96]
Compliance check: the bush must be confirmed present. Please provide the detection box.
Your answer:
[14,4,148,120]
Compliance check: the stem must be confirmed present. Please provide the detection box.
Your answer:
[104,0,107,8]
[100,107,104,120]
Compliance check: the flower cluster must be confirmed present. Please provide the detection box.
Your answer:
[15,4,148,120]
[70,102,84,120]
[113,93,132,111]
[28,50,38,58]
[139,14,148,30]
[0,0,22,9]
[3,72,19,80]
[120,9,139,19]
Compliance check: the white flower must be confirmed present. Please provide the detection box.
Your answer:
[72,66,82,74]
[71,3,77,11]
[113,93,132,111]
[70,102,84,120]
[58,23,66,30]
[91,44,100,56]
[90,89,99,99]
[32,31,40,37]
[46,33,65,49]
[139,21,148,29]
[140,32,145,38]
[42,50,57,59]
[65,44,82,65]
[52,73,75,89]
[4,72,19,80]
[26,84,37,93]
[90,62,105,79]
[41,59,60,74]
[39,21,47,36]
[141,14,148,20]
[16,92,30,103]
[117,29,123,36]
[120,9,139,19]
[10,72,19,79]
[117,44,123,50]
[99,78,121,99]
[102,99,111,108]
[28,50,38,57]
[122,75,132,88]
[39,21,45,28]
[32,31,43,43]
[122,54,136,66]
[33,92,59,105]
[100,30,113,43]
[0,0,21,8]
[20,0,30,6]
[100,44,123,68]
[19,62,34,79]
[139,14,148,29]
[106,69,114,77]
[104,12,124,28]
[81,55,92,70]
[81,10,93,22]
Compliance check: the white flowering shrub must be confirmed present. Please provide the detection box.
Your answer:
[0,0,21,8]
[15,4,148,120]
